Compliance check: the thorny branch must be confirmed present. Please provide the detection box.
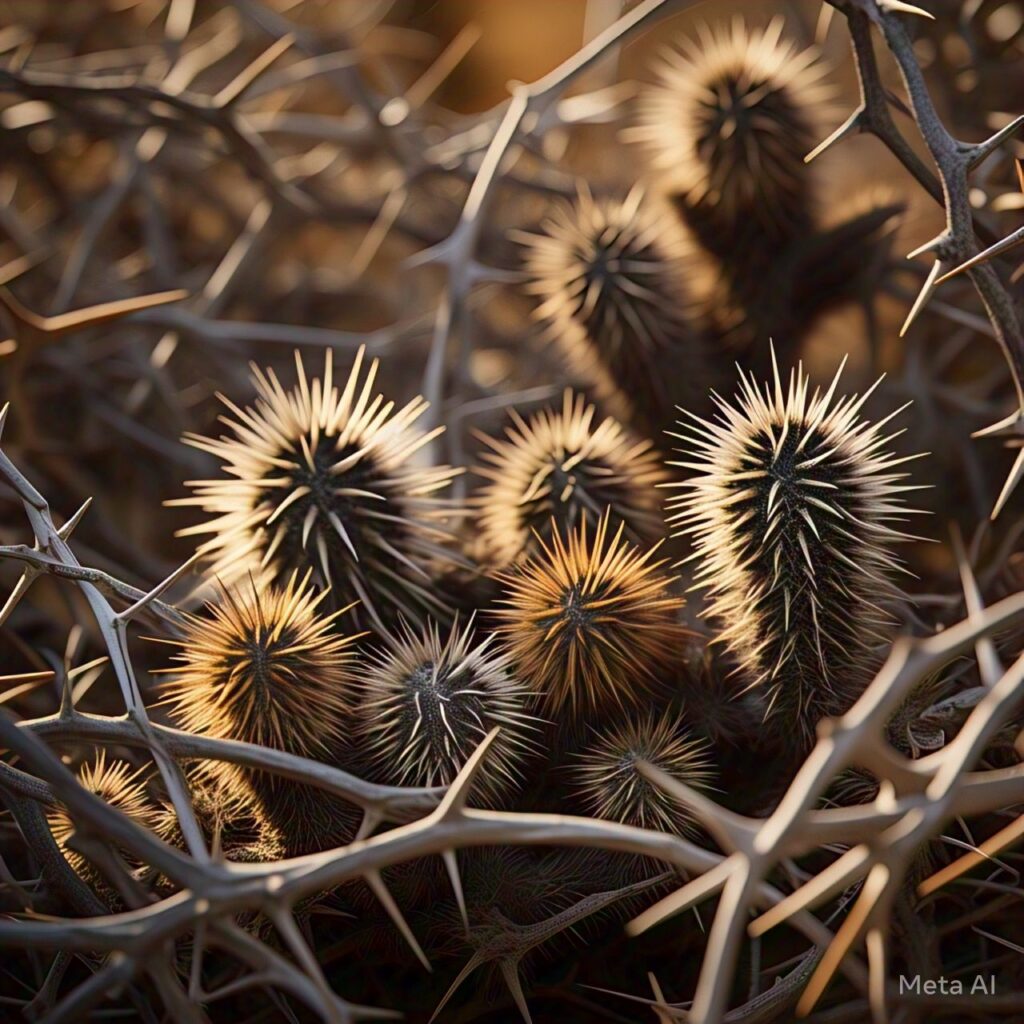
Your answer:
[820,0,1024,517]
[4,424,1024,1019]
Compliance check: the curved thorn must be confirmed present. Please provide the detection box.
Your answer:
[971,409,1023,439]
[879,0,935,18]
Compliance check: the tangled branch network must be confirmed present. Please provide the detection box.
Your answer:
[2,1,1024,1023]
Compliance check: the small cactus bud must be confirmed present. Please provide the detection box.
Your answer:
[472,389,668,567]
[494,511,685,720]
[356,616,539,798]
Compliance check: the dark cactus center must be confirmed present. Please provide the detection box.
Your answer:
[399,661,487,763]
[271,435,387,574]
[227,624,300,715]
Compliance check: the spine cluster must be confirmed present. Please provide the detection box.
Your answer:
[172,347,461,628]
[472,389,668,566]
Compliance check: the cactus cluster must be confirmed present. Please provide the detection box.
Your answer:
[620,17,905,358]
[4,5,984,1021]
[30,320,927,1014]
[145,336,920,958]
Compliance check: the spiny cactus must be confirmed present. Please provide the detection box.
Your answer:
[158,571,363,844]
[628,18,906,359]
[627,17,846,357]
[668,353,926,743]
[572,712,712,833]
[629,17,830,251]
[159,571,361,765]
[355,617,539,798]
[516,184,698,428]
[154,771,284,865]
[47,753,161,888]
[472,389,668,567]
[493,511,684,721]
[171,347,462,628]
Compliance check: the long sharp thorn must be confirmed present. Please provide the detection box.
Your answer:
[364,870,431,972]
[900,260,944,337]
[58,497,93,539]
[500,960,533,1024]
[116,551,202,621]
[428,955,484,1023]
[991,447,1024,519]
[804,109,861,164]
[937,227,1024,283]
[966,114,1024,170]
[442,848,470,935]
[434,727,500,820]
[879,0,935,18]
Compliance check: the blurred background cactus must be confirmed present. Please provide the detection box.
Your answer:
[3,1,1024,1022]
